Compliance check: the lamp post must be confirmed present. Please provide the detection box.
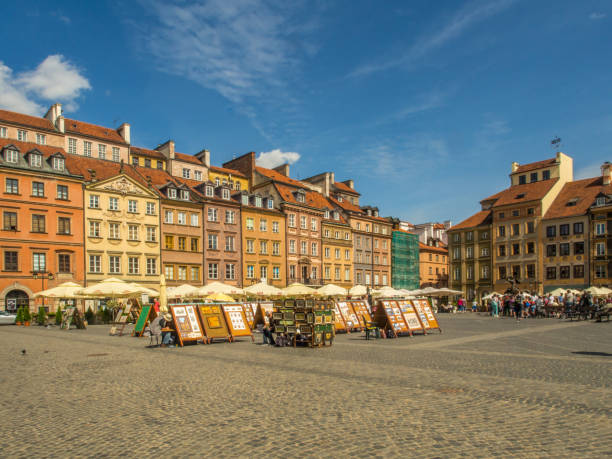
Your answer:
[32,271,54,312]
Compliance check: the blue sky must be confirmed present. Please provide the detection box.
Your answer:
[1,0,610,225]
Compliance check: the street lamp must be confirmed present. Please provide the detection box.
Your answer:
[31,271,54,312]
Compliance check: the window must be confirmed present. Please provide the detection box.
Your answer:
[498,245,506,257]
[530,172,537,182]
[190,266,199,280]
[0,127,6,138]
[542,170,550,180]
[526,264,535,279]
[4,251,17,271]
[246,217,254,230]
[30,182,44,197]
[17,130,27,141]
[335,231,341,240]
[5,178,18,194]
[260,266,267,280]
[89,195,99,209]
[267,198,274,209]
[225,236,235,251]
[165,235,174,250]
[334,267,340,280]
[573,222,583,234]
[128,225,139,241]
[595,223,606,235]
[222,189,230,200]
[546,244,556,257]
[300,216,307,229]
[194,171,202,181]
[146,227,156,242]
[596,242,605,256]
[89,255,101,273]
[181,190,190,201]
[83,141,92,157]
[344,249,350,260]
[273,242,280,255]
[128,200,137,213]
[559,243,570,256]
[311,242,317,256]
[247,265,255,279]
[559,224,570,236]
[182,168,190,179]
[311,266,317,279]
[512,224,520,236]
[168,188,177,199]
[56,185,68,200]
[109,256,121,274]
[518,175,526,184]
[546,226,556,237]
[112,147,120,162]
[512,265,520,279]
[596,196,606,206]
[177,212,186,225]
[190,214,199,226]
[527,221,535,234]
[324,266,331,279]
[205,186,214,198]
[546,267,556,279]
[164,210,173,224]
[288,214,296,227]
[157,161,163,170]
[498,226,505,237]
[98,144,106,159]
[527,242,535,254]
[226,264,236,280]
[466,266,473,280]
[164,265,174,280]
[574,265,584,278]
[574,242,584,255]
[128,257,140,274]
[345,268,350,281]
[498,266,506,279]
[301,241,307,254]
[31,215,45,233]
[595,265,606,278]
[246,239,254,253]
[177,266,187,281]
[481,247,489,257]
[273,266,280,280]
[269,221,278,234]
[144,158,151,168]
[560,266,570,279]
[482,265,490,279]
[30,153,42,168]
[465,246,472,259]
[289,240,296,254]
[109,223,120,239]
[334,248,340,259]
[52,156,65,170]
[191,238,199,252]
[225,210,235,224]
[311,218,317,231]
[511,210,519,217]
[147,258,157,275]
[527,208,534,215]
[260,219,267,232]
[208,208,218,222]
[58,217,70,235]
[208,234,218,250]
[512,243,520,255]
[208,263,218,279]
[146,202,156,215]
[107,196,118,211]
[453,247,461,259]
[3,212,17,231]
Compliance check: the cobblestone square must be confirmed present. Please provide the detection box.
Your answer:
[1,315,611,458]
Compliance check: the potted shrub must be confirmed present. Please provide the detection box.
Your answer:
[55,306,62,326]
[36,307,47,326]
[85,307,95,326]
[15,307,22,326]
[23,307,32,326]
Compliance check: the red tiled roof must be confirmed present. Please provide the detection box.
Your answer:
[131,146,166,160]
[210,165,247,178]
[255,166,309,188]
[328,195,363,214]
[419,242,448,253]
[393,229,416,235]
[544,176,612,219]
[334,181,360,196]
[63,155,152,191]
[64,118,127,145]
[433,223,445,229]
[0,138,66,159]
[448,210,492,231]
[0,109,56,131]
[174,152,203,165]
[513,157,557,174]
[481,178,559,208]
[274,183,330,210]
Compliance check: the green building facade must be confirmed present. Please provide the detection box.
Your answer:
[391,230,420,289]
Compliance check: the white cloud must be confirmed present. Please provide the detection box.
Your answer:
[0,55,90,115]
[589,12,607,20]
[349,0,517,78]
[256,149,301,168]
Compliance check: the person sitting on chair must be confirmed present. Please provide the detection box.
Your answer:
[160,313,175,347]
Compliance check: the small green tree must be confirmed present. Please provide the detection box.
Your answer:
[36,307,47,325]
[22,307,32,323]
[85,307,95,324]
[55,306,62,325]
[15,307,23,324]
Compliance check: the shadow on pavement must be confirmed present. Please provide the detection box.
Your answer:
[572,351,612,357]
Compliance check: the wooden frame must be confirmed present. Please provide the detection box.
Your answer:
[222,304,254,342]
[412,299,442,333]
[374,299,411,337]
[241,303,256,329]
[197,304,231,343]
[170,304,204,347]
[133,305,156,337]
[332,302,348,332]
[396,300,425,335]
[348,300,372,328]
[335,301,361,331]
[110,303,132,336]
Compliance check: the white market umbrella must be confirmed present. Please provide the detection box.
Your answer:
[281,283,318,296]
[585,286,608,296]
[33,282,84,298]
[373,286,404,297]
[547,288,567,297]
[127,283,158,297]
[482,292,502,300]
[317,284,348,296]
[167,283,199,298]
[429,288,463,297]
[77,278,143,298]
[349,285,368,296]
[243,281,283,297]
[196,281,244,296]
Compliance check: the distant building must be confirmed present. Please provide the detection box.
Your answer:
[419,240,449,288]
[390,229,420,290]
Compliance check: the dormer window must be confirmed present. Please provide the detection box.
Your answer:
[567,198,579,207]
[30,153,42,168]
[324,210,330,219]
[296,191,305,203]
[596,196,606,206]
[5,149,18,163]
[373,210,378,217]
[181,190,190,200]
[215,177,220,187]
[366,209,372,216]
[241,194,249,205]
[52,156,64,171]
[267,198,273,209]
[236,182,241,191]
[168,188,177,199]
[222,179,227,186]
[333,211,339,221]
[222,189,230,200]
[206,185,214,197]
[255,196,262,207]
[337,195,343,202]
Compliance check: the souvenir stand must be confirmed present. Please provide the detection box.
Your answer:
[332,302,348,332]
[347,300,372,327]
[396,300,425,335]
[110,303,132,336]
[374,299,411,337]
[197,304,231,343]
[222,303,254,342]
[241,303,256,329]
[271,299,334,347]
[412,299,442,333]
[133,305,157,337]
[335,301,362,331]
[253,301,274,327]
[169,304,204,347]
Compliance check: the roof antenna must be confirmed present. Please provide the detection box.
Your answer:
[551,136,561,153]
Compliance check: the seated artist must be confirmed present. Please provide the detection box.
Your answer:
[160,312,176,347]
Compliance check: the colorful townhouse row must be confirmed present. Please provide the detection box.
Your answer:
[448,152,612,300]
[0,104,428,310]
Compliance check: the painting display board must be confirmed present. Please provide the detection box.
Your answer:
[396,300,425,334]
[197,304,231,343]
[374,300,410,337]
[222,304,254,341]
[110,303,132,336]
[413,299,441,333]
[348,300,372,327]
[241,303,256,329]
[253,302,274,327]
[336,301,361,331]
[333,302,347,332]
[271,299,333,347]
[170,304,204,347]
[133,305,156,337]
[61,308,75,330]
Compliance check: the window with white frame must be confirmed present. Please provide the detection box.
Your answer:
[17,130,27,141]
[300,216,307,229]
[194,170,202,181]
[260,219,267,231]
[109,222,120,239]
[267,198,274,209]
[208,208,218,222]
[128,225,139,241]
[147,258,157,275]
[128,257,139,274]
[289,240,296,253]
[208,234,218,250]
[311,242,317,256]
[596,223,606,235]
[109,197,119,210]
[180,190,189,200]
[272,221,279,233]
[247,265,254,278]
[246,217,254,230]
[301,241,307,254]
[273,241,280,255]
[109,256,121,274]
[182,168,190,179]
[222,189,230,200]
[325,247,331,258]
[68,138,77,154]
[596,242,605,256]
[288,214,296,227]
[146,202,156,215]
[128,200,137,213]
[226,263,235,280]
[345,249,350,260]
[164,210,173,224]
[273,266,280,279]
[89,255,101,273]
[190,213,199,226]
[52,156,64,170]
[146,227,156,242]
[260,241,268,254]
[177,212,186,225]
[5,149,18,163]
[311,218,317,231]
[83,141,92,157]
[246,239,254,253]
[89,221,100,237]
[225,235,235,251]
[0,127,6,138]
[30,153,42,168]
[206,186,214,197]
[98,144,106,159]
[208,263,218,279]
[225,210,235,224]
[112,147,120,162]
[168,188,177,199]
[345,268,350,281]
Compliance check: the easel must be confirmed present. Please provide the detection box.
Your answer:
[110,303,133,336]
[133,305,157,337]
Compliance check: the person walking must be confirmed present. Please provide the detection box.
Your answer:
[514,294,523,322]
[491,295,499,318]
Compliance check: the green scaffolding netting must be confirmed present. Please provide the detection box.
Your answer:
[391,231,420,289]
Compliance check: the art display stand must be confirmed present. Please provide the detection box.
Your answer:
[170,304,204,347]
[347,300,372,328]
[396,300,425,335]
[374,299,411,337]
[110,303,132,336]
[412,299,442,333]
[253,302,274,327]
[335,301,362,332]
[222,304,254,342]
[241,303,256,329]
[271,299,334,348]
[133,305,157,337]
[333,302,348,332]
[197,304,231,343]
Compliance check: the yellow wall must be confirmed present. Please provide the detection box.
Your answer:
[130,155,167,171]
[209,170,249,192]
[322,222,353,288]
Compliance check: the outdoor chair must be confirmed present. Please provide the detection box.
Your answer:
[149,315,163,347]
[363,316,380,340]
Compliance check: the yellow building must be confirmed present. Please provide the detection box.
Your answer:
[67,156,161,287]
[321,213,353,289]
[130,146,167,170]
[209,165,249,192]
[239,191,286,287]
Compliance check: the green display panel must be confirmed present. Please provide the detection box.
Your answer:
[134,305,152,334]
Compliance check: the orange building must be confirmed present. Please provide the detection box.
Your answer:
[419,241,449,288]
[0,139,84,312]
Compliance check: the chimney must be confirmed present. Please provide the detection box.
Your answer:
[511,161,519,173]
[44,103,63,131]
[223,151,256,187]
[602,162,612,186]
[195,149,210,167]
[57,115,65,133]
[157,140,175,159]
[273,163,290,177]
[118,123,131,144]
[342,179,354,189]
